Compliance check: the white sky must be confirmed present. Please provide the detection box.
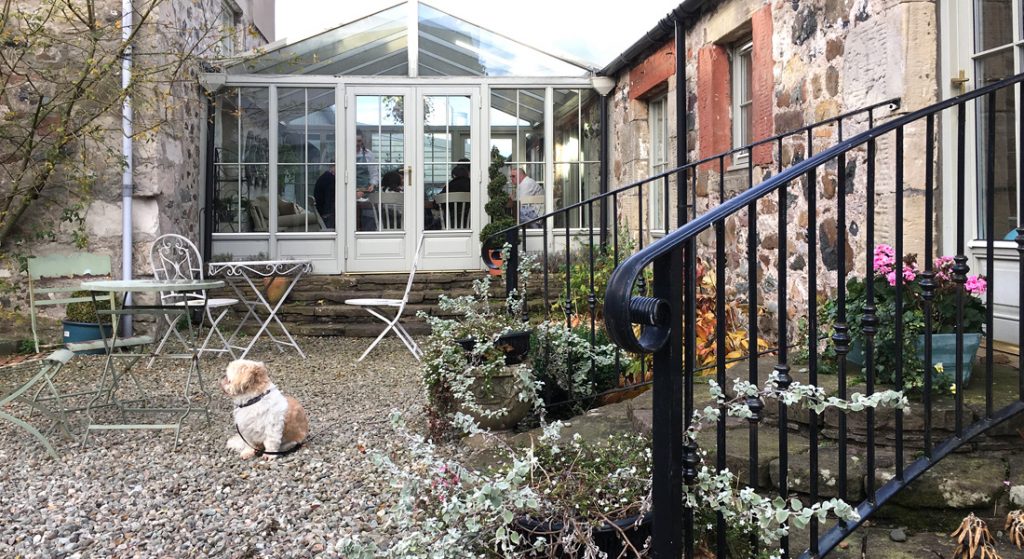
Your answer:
[275,0,681,68]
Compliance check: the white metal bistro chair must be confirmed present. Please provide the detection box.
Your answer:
[344,235,425,361]
[148,234,239,362]
[434,192,471,229]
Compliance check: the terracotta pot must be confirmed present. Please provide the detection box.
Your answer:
[486,249,503,276]
[261,276,289,305]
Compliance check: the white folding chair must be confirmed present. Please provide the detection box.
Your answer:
[148,234,239,362]
[434,192,471,229]
[368,191,404,230]
[344,235,425,361]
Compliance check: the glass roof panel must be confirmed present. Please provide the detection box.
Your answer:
[417,4,590,77]
[226,2,592,78]
[229,4,408,75]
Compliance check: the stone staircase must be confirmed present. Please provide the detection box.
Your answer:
[243,271,492,338]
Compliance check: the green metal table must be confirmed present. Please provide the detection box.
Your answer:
[79,278,224,447]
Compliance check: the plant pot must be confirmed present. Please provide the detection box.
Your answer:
[459,366,532,430]
[62,320,114,355]
[457,330,532,365]
[846,332,982,386]
[919,332,982,386]
[261,276,289,305]
[513,513,651,557]
[486,249,503,276]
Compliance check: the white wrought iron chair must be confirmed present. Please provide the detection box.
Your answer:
[434,192,471,229]
[344,235,425,361]
[148,234,239,362]
[368,191,404,230]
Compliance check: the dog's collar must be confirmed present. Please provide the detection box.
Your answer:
[236,389,273,409]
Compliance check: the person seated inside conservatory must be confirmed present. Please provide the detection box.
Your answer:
[510,166,543,228]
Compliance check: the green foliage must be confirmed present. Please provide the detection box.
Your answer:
[529,321,627,416]
[64,290,105,323]
[480,147,515,249]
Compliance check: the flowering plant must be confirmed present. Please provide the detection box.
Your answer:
[822,244,987,389]
[418,247,540,438]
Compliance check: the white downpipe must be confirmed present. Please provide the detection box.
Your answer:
[121,0,133,333]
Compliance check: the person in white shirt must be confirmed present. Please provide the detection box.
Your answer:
[510,167,543,227]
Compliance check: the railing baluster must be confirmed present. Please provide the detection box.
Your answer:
[864,132,877,501]
[922,114,936,457]
[1018,82,1024,397]
[985,91,996,419]
[564,215,573,403]
[834,121,850,502]
[894,125,905,480]
[665,174,672,234]
[588,201,597,373]
[747,146,761,557]
[954,101,968,438]
[543,220,550,319]
[683,230,698,559]
[805,128,820,554]
[715,217,728,558]
[776,177,793,558]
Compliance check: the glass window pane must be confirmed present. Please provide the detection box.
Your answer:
[554,89,581,163]
[240,88,269,163]
[579,90,600,161]
[243,167,271,232]
[307,89,337,164]
[278,88,307,164]
[311,164,337,231]
[231,5,408,76]
[417,4,589,77]
[975,49,1018,239]
[215,88,240,164]
[975,0,1014,52]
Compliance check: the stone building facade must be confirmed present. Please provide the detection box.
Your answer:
[599,0,1019,341]
[1,0,273,290]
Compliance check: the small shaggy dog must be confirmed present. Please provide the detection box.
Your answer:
[221,359,309,459]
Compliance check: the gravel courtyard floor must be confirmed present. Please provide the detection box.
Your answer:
[0,337,428,558]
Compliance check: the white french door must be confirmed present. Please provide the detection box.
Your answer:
[345,85,481,272]
[944,0,1022,344]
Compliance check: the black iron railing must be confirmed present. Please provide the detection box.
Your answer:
[603,73,1024,558]
[484,98,899,416]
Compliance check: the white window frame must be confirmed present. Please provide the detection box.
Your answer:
[731,40,753,168]
[649,94,669,231]
[220,1,242,57]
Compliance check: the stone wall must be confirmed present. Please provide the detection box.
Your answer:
[606,0,940,343]
[1,0,269,313]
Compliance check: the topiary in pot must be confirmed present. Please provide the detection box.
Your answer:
[480,146,515,251]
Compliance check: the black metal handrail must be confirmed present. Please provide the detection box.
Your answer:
[602,69,1024,559]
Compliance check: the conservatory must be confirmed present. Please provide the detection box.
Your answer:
[202,1,611,274]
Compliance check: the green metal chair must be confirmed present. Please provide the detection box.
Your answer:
[0,349,76,459]
[28,253,116,353]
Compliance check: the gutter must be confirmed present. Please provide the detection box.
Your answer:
[121,0,134,333]
[599,0,714,77]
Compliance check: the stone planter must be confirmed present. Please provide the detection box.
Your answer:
[846,332,983,386]
[460,365,532,430]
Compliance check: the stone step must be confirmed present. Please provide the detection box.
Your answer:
[626,381,1024,523]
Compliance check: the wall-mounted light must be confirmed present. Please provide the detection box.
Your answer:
[590,75,616,96]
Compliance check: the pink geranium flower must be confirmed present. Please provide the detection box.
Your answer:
[965,275,987,295]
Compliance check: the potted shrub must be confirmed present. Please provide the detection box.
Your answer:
[822,244,988,390]
[419,252,537,437]
[63,290,114,355]
[479,147,515,275]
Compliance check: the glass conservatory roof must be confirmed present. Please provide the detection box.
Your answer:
[227,1,595,77]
